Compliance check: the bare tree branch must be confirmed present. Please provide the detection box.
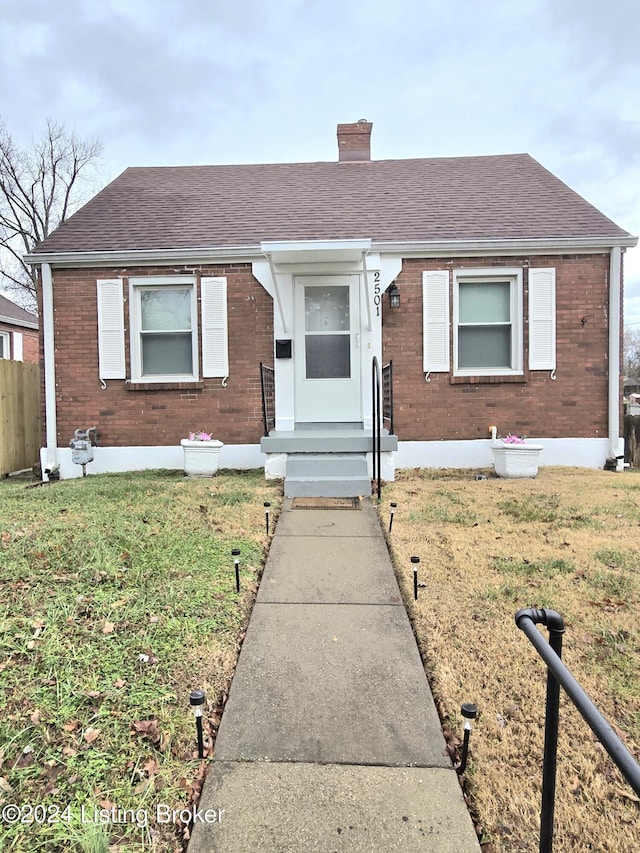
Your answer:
[0,117,103,310]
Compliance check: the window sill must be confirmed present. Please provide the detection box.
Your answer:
[128,381,204,391]
[450,374,525,385]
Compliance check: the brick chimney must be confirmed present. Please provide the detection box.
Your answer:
[337,119,372,162]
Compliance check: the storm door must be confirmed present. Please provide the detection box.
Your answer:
[294,276,362,423]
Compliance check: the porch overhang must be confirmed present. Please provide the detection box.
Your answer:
[260,239,372,265]
[260,239,375,334]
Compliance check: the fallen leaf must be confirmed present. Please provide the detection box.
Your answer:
[83,727,100,744]
[102,621,115,634]
[142,757,159,777]
[113,678,126,689]
[30,709,41,725]
[131,718,161,746]
[15,748,35,769]
[63,719,81,733]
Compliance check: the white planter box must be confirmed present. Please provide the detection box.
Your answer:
[180,439,224,477]
[493,443,543,478]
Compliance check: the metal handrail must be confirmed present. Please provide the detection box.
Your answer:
[515,607,640,852]
[372,357,381,500]
[259,363,275,437]
[382,360,394,435]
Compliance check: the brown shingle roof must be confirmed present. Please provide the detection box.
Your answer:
[0,294,38,327]
[34,153,631,254]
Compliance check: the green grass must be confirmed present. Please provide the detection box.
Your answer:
[493,556,575,577]
[408,488,478,526]
[498,494,597,527]
[0,470,279,852]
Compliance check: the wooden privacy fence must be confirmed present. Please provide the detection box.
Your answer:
[0,360,41,476]
[624,413,640,469]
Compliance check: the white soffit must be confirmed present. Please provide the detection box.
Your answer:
[261,239,372,265]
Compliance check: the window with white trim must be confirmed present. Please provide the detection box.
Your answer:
[453,268,523,376]
[0,331,9,359]
[129,276,198,382]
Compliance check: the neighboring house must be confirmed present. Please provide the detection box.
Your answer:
[26,121,637,491]
[0,294,38,362]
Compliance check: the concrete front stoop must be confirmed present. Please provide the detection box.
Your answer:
[261,424,398,498]
[188,500,481,853]
[284,452,371,497]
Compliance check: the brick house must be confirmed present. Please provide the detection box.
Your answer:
[27,121,637,491]
[0,294,38,363]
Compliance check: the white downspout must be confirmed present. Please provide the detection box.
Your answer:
[608,246,623,469]
[41,262,58,478]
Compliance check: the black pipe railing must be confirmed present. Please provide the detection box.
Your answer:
[372,357,382,500]
[515,607,640,852]
[259,363,275,437]
[382,360,394,435]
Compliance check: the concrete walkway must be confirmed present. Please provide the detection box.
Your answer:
[188,499,481,852]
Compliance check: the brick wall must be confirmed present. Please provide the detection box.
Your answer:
[48,265,273,447]
[44,252,618,449]
[382,254,614,441]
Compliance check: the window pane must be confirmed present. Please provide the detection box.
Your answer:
[141,289,191,331]
[305,334,350,378]
[459,282,510,323]
[142,333,193,375]
[459,326,511,369]
[305,286,350,332]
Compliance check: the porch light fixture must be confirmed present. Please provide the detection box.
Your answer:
[388,283,400,309]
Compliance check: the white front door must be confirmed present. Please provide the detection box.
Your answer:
[294,276,362,423]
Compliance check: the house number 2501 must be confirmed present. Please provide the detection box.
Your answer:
[373,271,381,316]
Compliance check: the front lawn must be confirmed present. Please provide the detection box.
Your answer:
[0,470,280,852]
[382,467,640,853]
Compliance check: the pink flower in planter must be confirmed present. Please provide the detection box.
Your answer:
[503,434,526,444]
[188,431,214,441]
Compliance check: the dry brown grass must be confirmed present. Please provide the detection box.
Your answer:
[381,467,640,852]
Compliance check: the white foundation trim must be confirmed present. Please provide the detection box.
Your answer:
[43,437,615,481]
[46,444,264,480]
[396,438,614,471]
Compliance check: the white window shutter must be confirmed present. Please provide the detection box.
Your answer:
[423,271,450,372]
[13,332,23,361]
[97,279,126,379]
[528,268,556,371]
[201,277,229,378]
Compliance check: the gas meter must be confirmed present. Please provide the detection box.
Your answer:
[70,427,97,475]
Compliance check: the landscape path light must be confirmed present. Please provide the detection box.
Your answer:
[457,702,478,775]
[189,690,206,759]
[389,502,397,533]
[232,548,241,594]
[411,556,420,600]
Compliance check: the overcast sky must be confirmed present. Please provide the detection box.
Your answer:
[2,0,639,321]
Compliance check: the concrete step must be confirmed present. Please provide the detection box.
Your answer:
[284,474,372,498]
[261,428,398,455]
[286,453,368,478]
[285,452,372,498]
